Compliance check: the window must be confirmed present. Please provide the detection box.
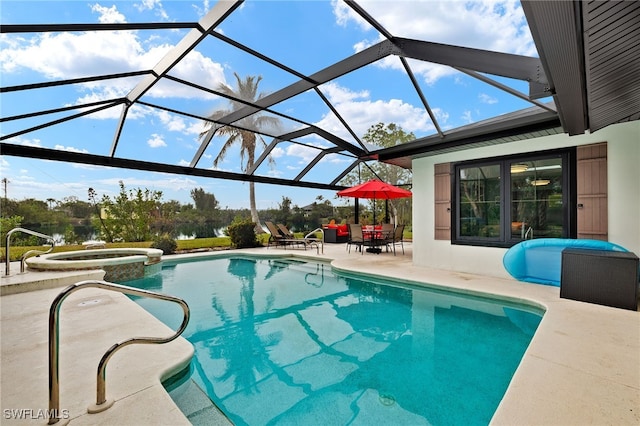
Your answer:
[452,149,575,247]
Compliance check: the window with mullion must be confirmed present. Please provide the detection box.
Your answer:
[453,149,573,247]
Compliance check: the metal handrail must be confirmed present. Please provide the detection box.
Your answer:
[20,246,55,273]
[525,226,534,239]
[48,280,190,425]
[4,227,55,276]
[304,227,324,254]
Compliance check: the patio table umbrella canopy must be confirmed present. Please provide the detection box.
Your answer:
[337,179,412,200]
[337,179,412,225]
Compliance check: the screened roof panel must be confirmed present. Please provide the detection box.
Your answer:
[191,130,276,174]
[360,1,535,55]
[1,83,126,119]
[268,90,338,131]
[3,0,634,197]
[317,66,421,144]
[3,108,117,157]
[220,1,369,75]
[271,95,364,151]
[252,140,314,181]
[181,32,302,91]
[230,110,304,138]
[296,151,357,185]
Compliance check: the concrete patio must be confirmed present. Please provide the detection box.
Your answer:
[1,242,638,425]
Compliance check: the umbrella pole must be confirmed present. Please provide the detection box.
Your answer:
[385,200,389,224]
[367,192,382,254]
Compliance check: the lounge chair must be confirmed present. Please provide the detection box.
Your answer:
[277,223,297,239]
[266,222,309,250]
[265,221,293,248]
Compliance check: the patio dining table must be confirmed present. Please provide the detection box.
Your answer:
[362,226,390,254]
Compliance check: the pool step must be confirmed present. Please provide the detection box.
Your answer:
[167,378,231,426]
[265,259,330,276]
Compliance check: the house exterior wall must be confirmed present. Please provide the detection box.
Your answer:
[412,120,640,278]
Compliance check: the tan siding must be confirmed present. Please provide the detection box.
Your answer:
[434,163,451,240]
[577,143,608,240]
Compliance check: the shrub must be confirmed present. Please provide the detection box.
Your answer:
[151,233,177,255]
[226,220,259,248]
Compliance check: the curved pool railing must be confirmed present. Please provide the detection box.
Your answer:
[4,227,55,276]
[48,280,190,425]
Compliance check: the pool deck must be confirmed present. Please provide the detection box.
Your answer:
[1,242,638,425]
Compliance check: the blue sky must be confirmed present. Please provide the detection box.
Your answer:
[0,0,540,209]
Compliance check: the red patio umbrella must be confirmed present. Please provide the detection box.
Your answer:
[337,179,412,224]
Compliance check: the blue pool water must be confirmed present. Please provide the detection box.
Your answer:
[123,256,542,425]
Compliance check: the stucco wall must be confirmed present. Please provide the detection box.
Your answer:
[412,120,640,278]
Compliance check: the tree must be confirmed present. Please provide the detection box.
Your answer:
[88,188,113,242]
[199,73,281,233]
[91,181,163,242]
[341,123,414,226]
[59,196,93,219]
[191,188,219,212]
[273,196,292,225]
[189,188,221,238]
[1,215,24,247]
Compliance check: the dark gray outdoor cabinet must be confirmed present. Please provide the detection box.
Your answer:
[561,249,639,311]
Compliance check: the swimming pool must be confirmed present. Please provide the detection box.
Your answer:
[123,255,542,425]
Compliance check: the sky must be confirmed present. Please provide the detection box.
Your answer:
[0,0,540,209]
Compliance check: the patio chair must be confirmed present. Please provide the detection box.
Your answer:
[389,224,405,255]
[347,224,365,254]
[380,223,395,252]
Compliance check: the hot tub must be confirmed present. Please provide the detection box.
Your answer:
[26,248,163,282]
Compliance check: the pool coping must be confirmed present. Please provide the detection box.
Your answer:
[1,244,639,425]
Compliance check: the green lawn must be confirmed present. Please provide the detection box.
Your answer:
[2,236,241,262]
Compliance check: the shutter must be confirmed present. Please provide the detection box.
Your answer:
[434,163,451,240]
[577,143,608,240]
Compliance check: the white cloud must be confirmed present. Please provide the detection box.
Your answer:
[322,82,369,104]
[316,82,436,138]
[332,0,371,30]
[334,0,536,85]
[192,0,211,18]
[343,0,534,54]
[156,110,187,132]
[5,136,43,147]
[91,4,127,24]
[286,144,321,164]
[147,133,167,148]
[134,0,169,20]
[479,93,498,104]
[53,144,89,153]
[270,146,285,159]
[96,174,198,193]
[0,3,226,118]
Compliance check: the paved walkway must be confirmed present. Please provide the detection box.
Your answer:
[1,242,638,425]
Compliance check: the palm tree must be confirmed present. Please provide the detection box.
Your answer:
[199,73,280,232]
